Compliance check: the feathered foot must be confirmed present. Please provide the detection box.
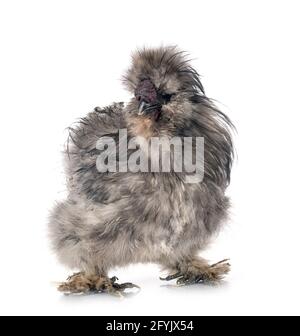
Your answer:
[58,272,139,295]
[161,258,230,285]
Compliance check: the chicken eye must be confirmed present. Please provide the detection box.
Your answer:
[161,93,173,103]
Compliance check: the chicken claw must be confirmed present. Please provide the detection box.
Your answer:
[58,272,139,295]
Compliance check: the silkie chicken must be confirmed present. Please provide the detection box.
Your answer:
[49,46,234,294]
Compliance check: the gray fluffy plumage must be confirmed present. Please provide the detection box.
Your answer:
[49,46,235,290]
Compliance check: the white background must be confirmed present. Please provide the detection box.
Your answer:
[0,0,299,316]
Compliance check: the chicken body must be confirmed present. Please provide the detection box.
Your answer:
[49,47,234,294]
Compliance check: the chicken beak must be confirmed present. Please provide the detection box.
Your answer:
[138,100,150,115]
[138,101,145,115]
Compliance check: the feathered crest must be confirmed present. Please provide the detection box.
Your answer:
[123,46,205,95]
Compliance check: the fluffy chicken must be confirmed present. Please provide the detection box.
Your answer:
[49,46,234,294]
